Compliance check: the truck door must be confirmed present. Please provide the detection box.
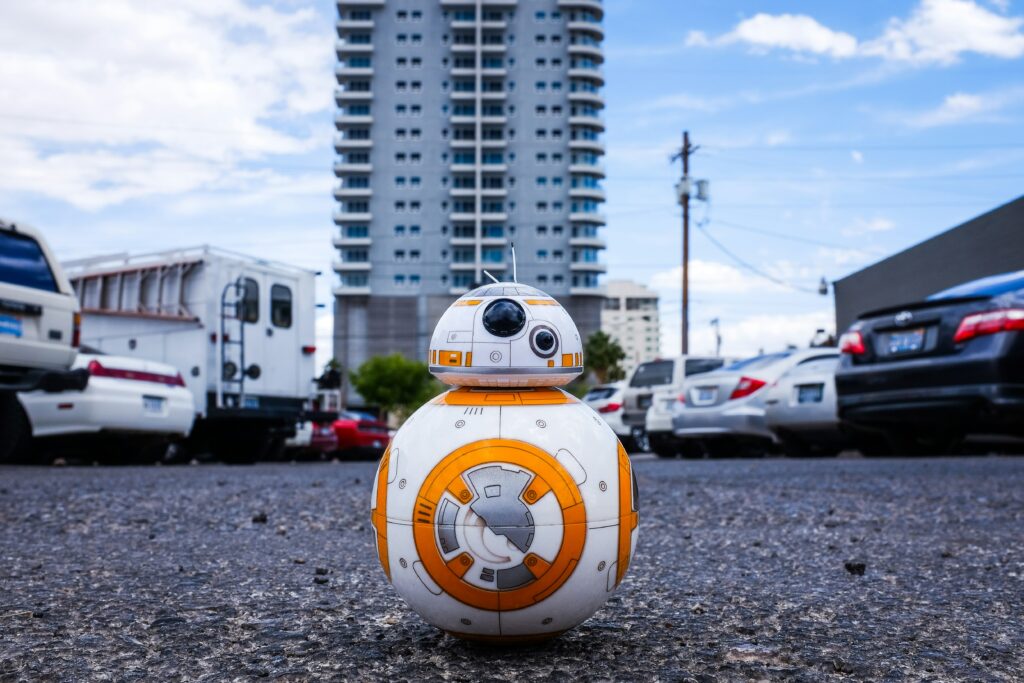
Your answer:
[262,275,300,398]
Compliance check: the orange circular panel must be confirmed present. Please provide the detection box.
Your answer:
[413,439,587,612]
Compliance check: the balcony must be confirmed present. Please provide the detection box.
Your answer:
[333,185,373,199]
[334,113,373,128]
[450,211,508,222]
[335,39,374,54]
[568,42,604,60]
[451,43,507,54]
[451,261,507,271]
[451,20,507,30]
[569,235,607,249]
[441,0,517,6]
[332,260,372,272]
[333,135,373,151]
[569,114,605,130]
[336,19,374,35]
[570,261,607,272]
[335,65,374,81]
[568,67,604,85]
[569,163,605,176]
[570,212,606,224]
[332,235,373,248]
[450,236,509,246]
[569,186,606,201]
[334,161,373,175]
[449,162,509,173]
[450,89,507,100]
[334,87,374,103]
[333,211,373,223]
[569,138,605,154]
[570,285,607,297]
[568,90,604,107]
[558,0,604,18]
[449,187,508,198]
[450,137,509,149]
[567,21,604,39]
[334,284,372,296]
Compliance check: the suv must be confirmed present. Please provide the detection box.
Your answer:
[622,355,728,455]
[1,218,87,460]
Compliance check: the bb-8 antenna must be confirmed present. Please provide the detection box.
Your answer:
[483,270,500,284]
[511,242,518,283]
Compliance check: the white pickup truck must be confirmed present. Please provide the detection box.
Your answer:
[0,218,88,460]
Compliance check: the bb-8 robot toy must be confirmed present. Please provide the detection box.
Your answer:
[370,277,639,641]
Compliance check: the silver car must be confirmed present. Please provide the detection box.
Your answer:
[763,355,848,457]
[583,382,637,451]
[672,349,840,457]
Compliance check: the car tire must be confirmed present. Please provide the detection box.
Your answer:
[0,393,31,463]
[885,429,962,457]
[618,434,638,453]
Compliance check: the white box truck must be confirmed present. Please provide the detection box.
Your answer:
[64,246,322,460]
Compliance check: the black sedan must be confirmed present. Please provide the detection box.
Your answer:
[835,270,1024,454]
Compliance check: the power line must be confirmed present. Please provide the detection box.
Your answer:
[704,142,1024,151]
[694,223,820,295]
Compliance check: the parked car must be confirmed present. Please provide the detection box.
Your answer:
[622,355,729,457]
[17,346,195,459]
[1,218,91,461]
[764,355,848,457]
[285,420,339,459]
[333,410,390,456]
[836,269,1024,454]
[583,382,637,451]
[671,349,840,457]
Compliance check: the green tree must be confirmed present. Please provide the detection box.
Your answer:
[349,354,442,423]
[584,331,626,385]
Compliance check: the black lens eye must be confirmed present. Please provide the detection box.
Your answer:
[482,299,526,337]
[535,330,555,351]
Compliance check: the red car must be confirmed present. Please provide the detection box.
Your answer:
[332,410,391,455]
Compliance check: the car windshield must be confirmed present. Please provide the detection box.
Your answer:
[0,231,59,292]
[684,358,725,376]
[584,387,617,401]
[928,270,1024,300]
[723,352,793,373]
[629,360,674,387]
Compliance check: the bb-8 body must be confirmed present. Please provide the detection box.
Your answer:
[371,283,638,641]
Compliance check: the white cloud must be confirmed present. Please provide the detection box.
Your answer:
[851,150,865,163]
[721,13,859,58]
[903,87,1024,127]
[0,0,333,210]
[648,260,785,296]
[863,0,1024,64]
[689,0,1024,65]
[662,310,835,358]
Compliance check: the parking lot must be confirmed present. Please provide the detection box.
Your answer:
[2,454,1022,680]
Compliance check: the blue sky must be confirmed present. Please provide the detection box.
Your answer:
[1,0,1022,364]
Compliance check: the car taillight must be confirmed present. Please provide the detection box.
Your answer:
[72,312,82,348]
[87,359,186,386]
[302,345,316,355]
[839,330,866,355]
[953,308,1024,343]
[729,376,766,400]
[677,393,686,404]
[598,402,622,413]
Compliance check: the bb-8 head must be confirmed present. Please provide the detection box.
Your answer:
[371,281,638,642]
[427,282,583,387]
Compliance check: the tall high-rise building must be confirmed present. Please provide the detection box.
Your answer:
[333,0,606,394]
[601,279,660,377]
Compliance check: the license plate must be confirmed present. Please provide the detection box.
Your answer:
[0,314,22,338]
[696,387,717,404]
[888,328,925,354]
[142,396,165,414]
[797,384,824,403]
[243,395,260,409]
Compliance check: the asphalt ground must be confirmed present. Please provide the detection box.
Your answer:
[1,455,1022,681]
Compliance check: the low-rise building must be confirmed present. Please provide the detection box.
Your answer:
[601,279,660,378]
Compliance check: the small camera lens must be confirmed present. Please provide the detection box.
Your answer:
[535,330,555,351]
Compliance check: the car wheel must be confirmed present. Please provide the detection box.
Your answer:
[885,430,962,457]
[0,393,31,463]
[618,434,638,453]
[630,427,650,453]
[777,433,812,458]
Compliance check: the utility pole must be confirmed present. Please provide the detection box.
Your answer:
[672,131,700,354]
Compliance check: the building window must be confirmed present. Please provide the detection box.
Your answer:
[241,278,259,323]
[394,250,406,262]
[394,274,406,286]
[395,225,406,236]
[410,225,421,236]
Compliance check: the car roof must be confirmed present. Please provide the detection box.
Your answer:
[927,269,1024,301]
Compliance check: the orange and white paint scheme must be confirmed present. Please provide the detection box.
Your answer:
[371,282,638,641]
[427,283,584,387]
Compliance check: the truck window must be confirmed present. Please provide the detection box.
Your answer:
[241,278,259,323]
[0,231,59,292]
[629,360,674,387]
[271,284,292,328]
